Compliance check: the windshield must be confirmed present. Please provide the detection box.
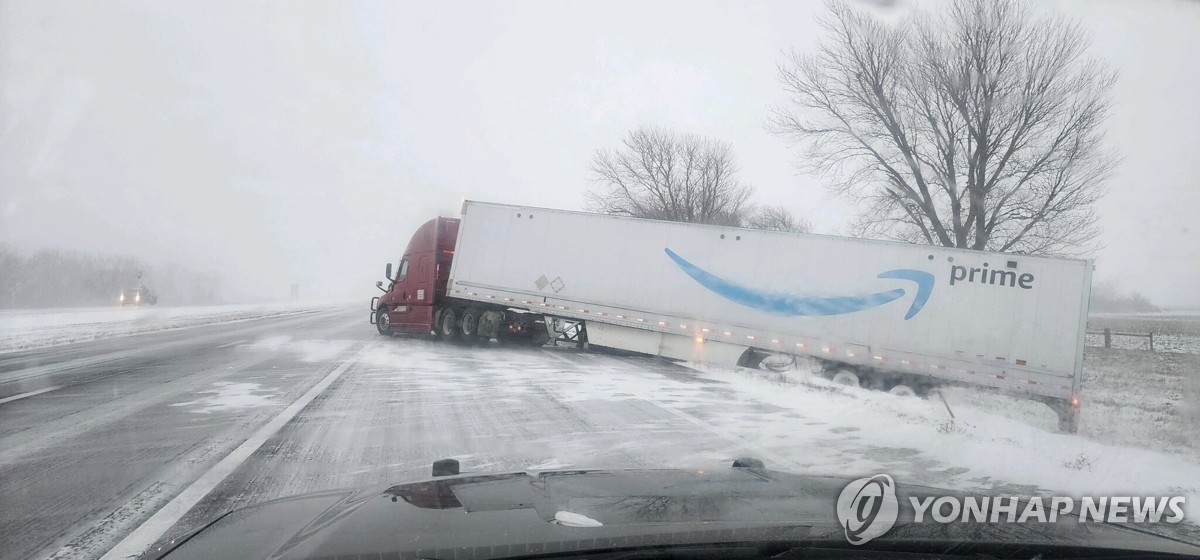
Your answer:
[2,1,1198,559]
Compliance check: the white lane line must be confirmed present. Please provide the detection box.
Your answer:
[214,339,247,349]
[97,342,374,560]
[0,386,60,404]
[539,349,801,471]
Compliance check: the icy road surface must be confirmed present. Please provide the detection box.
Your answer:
[0,305,1197,560]
[0,301,347,354]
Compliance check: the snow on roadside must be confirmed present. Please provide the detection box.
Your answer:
[0,301,344,354]
[356,340,1199,512]
[343,341,1200,533]
[676,359,1200,522]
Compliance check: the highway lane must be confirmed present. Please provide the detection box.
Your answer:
[0,306,365,560]
[1,306,783,560]
[142,336,792,558]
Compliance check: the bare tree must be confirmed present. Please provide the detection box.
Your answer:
[771,0,1118,255]
[744,205,812,233]
[587,127,754,227]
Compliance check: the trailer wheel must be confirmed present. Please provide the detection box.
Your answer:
[1057,409,1080,433]
[526,321,550,347]
[437,308,458,341]
[760,353,796,373]
[831,370,860,388]
[887,384,917,397]
[375,307,392,336]
[461,308,481,340]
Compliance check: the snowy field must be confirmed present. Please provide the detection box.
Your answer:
[0,301,349,354]
[1086,312,1200,354]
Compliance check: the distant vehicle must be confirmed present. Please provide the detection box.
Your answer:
[148,460,1199,559]
[371,201,1092,432]
[120,272,158,306]
[119,286,157,306]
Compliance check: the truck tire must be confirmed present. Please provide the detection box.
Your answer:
[1057,410,1080,433]
[831,370,860,388]
[460,308,482,341]
[887,384,917,397]
[760,353,796,373]
[375,307,391,336]
[437,308,458,341]
[526,321,550,347]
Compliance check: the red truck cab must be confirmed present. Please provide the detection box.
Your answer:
[371,217,459,334]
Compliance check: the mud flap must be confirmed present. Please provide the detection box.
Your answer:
[1046,397,1080,434]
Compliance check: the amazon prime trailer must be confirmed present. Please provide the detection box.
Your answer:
[372,200,1092,432]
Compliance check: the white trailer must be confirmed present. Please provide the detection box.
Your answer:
[441,201,1091,431]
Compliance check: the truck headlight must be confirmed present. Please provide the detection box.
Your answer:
[120,293,125,302]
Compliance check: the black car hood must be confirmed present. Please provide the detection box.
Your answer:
[151,466,1200,559]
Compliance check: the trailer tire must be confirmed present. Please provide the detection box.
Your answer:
[375,307,392,336]
[526,321,550,347]
[831,371,860,388]
[1057,410,1080,434]
[760,353,796,373]
[437,308,458,341]
[887,384,917,397]
[460,308,482,342]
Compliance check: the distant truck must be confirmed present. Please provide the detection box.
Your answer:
[371,201,1091,432]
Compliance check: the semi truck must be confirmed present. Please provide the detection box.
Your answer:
[370,201,1092,432]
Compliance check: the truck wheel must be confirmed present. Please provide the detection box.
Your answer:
[375,308,392,336]
[526,322,550,347]
[437,308,458,341]
[461,308,481,340]
[1057,411,1080,433]
[760,353,796,373]
[887,384,917,397]
[831,370,860,388]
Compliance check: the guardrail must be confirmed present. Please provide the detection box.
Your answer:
[1086,328,1155,351]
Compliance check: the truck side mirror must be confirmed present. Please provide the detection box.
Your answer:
[375,280,386,293]
[385,262,393,280]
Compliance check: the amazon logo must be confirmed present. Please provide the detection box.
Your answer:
[664,248,934,320]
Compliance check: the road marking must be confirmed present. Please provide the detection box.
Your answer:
[0,386,60,404]
[214,339,246,349]
[538,349,801,471]
[97,342,374,560]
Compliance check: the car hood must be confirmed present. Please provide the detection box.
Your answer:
[151,465,1200,559]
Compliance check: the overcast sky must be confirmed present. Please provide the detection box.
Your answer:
[2,0,1197,306]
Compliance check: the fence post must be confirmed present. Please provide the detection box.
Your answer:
[1149,332,1154,351]
[1103,328,1111,348]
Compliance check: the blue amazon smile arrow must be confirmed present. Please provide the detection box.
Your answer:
[664,248,934,320]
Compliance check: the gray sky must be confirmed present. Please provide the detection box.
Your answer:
[2,0,1197,306]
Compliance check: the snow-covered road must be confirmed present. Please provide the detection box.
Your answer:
[1,304,1197,560]
[0,301,348,354]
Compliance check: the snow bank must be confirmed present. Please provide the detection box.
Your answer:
[349,341,1200,534]
[674,358,1200,527]
[0,301,345,354]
